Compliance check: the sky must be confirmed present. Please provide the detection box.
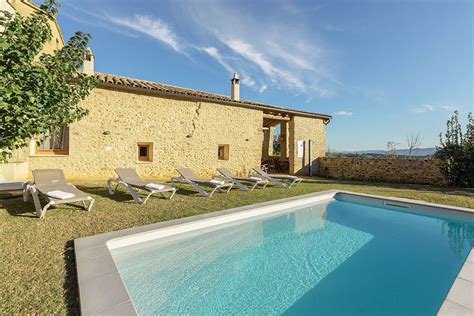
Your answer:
[55,0,472,151]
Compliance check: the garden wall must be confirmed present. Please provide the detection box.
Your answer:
[318,157,447,185]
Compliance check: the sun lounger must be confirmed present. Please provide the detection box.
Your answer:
[172,168,233,197]
[107,168,176,204]
[251,168,303,189]
[216,168,269,191]
[29,169,94,219]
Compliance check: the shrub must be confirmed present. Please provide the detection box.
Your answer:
[436,111,474,187]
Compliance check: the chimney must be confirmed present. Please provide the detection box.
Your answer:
[82,48,94,75]
[231,73,240,101]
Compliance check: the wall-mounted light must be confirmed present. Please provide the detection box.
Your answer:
[186,134,193,138]
[103,131,111,135]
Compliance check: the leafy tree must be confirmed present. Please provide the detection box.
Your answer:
[0,0,96,162]
[436,111,474,187]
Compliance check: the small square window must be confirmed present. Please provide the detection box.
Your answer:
[218,144,230,160]
[137,143,153,162]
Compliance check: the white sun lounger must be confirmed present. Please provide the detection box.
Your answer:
[107,168,176,204]
[216,168,269,191]
[251,168,303,189]
[29,169,94,219]
[172,168,233,197]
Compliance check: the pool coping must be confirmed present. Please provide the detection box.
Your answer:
[74,189,474,315]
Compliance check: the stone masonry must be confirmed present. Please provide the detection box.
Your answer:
[318,157,447,185]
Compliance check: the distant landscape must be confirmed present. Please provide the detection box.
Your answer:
[329,147,436,158]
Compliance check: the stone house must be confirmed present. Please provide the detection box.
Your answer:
[1,0,332,181]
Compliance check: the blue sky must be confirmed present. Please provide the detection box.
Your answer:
[56,0,472,151]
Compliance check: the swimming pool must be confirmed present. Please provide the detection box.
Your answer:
[101,194,474,315]
[100,192,474,315]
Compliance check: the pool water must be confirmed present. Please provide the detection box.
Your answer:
[110,196,474,315]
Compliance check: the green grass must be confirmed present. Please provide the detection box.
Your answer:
[0,178,473,314]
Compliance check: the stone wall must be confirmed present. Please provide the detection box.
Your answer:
[318,157,447,185]
[7,0,64,54]
[289,116,326,175]
[21,87,263,180]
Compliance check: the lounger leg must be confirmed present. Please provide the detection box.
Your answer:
[169,189,176,200]
[81,198,94,211]
[142,191,155,205]
[249,182,259,191]
[270,178,288,189]
[158,190,176,200]
[107,178,121,195]
[262,181,269,189]
[22,182,31,202]
[40,201,54,219]
[234,180,250,191]
[88,199,94,211]
[190,182,209,197]
[30,187,43,218]
[208,186,219,198]
[287,178,302,189]
[125,184,144,204]
[225,184,233,193]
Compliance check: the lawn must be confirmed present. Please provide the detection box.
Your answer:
[0,178,473,314]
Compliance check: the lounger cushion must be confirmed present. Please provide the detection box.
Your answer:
[47,190,75,200]
[210,179,225,185]
[145,183,165,191]
[249,176,263,181]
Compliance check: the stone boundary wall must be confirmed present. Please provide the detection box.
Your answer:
[318,157,447,185]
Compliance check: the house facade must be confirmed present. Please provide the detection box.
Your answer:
[2,0,331,181]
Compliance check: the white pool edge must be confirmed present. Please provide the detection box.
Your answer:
[74,190,473,316]
[106,193,335,250]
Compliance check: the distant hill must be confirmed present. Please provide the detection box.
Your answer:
[332,147,436,157]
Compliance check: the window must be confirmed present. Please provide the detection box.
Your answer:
[218,144,230,160]
[36,126,69,155]
[137,143,153,162]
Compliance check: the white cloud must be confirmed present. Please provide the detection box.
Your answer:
[68,1,337,97]
[222,39,306,91]
[413,104,434,113]
[108,15,183,53]
[181,1,335,96]
[440,105,457,111]
[334,111,353,116]
[200,47,234,73]
[413,104,458,113]
[259,84,268,94]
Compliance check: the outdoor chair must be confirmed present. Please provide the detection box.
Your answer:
[216,168,269,191]
[107,168,176,204]
[251,168,303,189]
[29,169,94,219]
[171,168,233,197]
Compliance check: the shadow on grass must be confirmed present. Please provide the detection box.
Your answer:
[63,240,80,315]
[78,184,229,200]
[0,194,88,218]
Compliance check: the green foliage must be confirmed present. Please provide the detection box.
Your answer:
[436,111,474,187]
[0,1,97,162]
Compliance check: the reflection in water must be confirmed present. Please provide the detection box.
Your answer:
[295,204,327,234]
[441,220,474,257]
[112,201,372,315]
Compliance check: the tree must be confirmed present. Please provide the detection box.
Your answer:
[435,111,474,187]
[387,141,399,158]
[406,132,422,158]
[0,0,97,162]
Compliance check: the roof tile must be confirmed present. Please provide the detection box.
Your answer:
[94,72,332,121]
